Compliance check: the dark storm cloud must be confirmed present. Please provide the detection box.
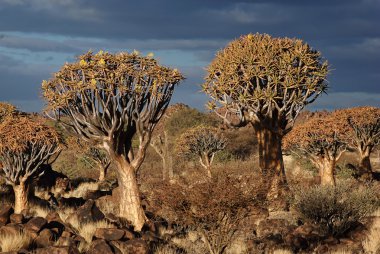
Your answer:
[0,0,379,111]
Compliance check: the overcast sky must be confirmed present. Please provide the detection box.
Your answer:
[0,0,379,112]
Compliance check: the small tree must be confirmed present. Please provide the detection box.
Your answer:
[203,33,329,196]
[176,126,226,178]
[66,137,111,182]
[283,113,350,185]
[42,51,184,230]
[332,107,380,177]
[0,102,17,122]
[150,103,189,181]
[0,116,61,213]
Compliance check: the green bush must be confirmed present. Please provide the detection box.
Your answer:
[292,181,379,237]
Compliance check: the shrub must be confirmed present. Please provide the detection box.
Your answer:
[363,216,380,253]
[147,173,266,254]
[291,181,379,237]
[0,229,32,252]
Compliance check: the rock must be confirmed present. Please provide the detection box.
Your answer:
[122,228,135,240]
[46,211,64,223]
[61,230,72,238]
[257,219,291,238]
[25,217,47,233]
[142,231,159,242]
[33,246,79,254]
[35,228,54,248]
[0,224,23,235]
[46,220,67,236]
[34,164,69,190]
[94,228,125,241]
[86,239,114,254]
[284,234,308,251]
[55,236,77,248]
[9,213,23,224]
[0,205,13,226]
[110,239,149,254]
[66,199,104,224]
[346,222,368,241]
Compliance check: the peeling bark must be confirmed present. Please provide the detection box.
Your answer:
[113,154,147,231]
[256,126,287,200]
[13,183,28,214]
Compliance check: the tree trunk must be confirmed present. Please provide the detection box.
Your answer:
[319,159,336,186]
[98,166,106,182]
[162,154,173,181]
[113,155,147,231]
[200,153,213,178]
[13,182,28,214]
[359,147,372,179]
[255,126,287,200]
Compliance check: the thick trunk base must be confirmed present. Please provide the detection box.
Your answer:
[13,183,28,214]
[255,126,288,211]
[359,154,373,180]
[98,167,106,182]
[114,157,147,231]
[162,156,174,181]
[319,159,336,186]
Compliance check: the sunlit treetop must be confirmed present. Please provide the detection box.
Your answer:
[331,106,380,147]
[203,33,329,132]
[0,102,17,121]
[332,106,380,129]
[283,113,351,156]
[42,50,184,111]
[0,116,61,153]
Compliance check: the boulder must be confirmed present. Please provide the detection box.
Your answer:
[86,239,114,254]
[33,246,79,254]
[0,224,23,235]
[94,228,125,241]
[25,217,47,233]
[256,219,292,238]
[10,213,23,224]
[66,199,104,224]
[34,228,54,248]
[0,205,13,226]
[122,228,135,240]
[110,239,149,254]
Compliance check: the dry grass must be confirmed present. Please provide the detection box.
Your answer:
[62,181,99,198]
[29,204,51,218]
[273,249,293,254]
[57,206,76,223]
[328,249,353,254]
[73,219,115,243]
[0,229,32,252]
[363,217,380,254]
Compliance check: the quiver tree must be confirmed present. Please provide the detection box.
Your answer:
[283,113,350,185]
[0,116,61,213]
[42,51,184,231]
[203,33,329,196]
[150,103,189,181]
[66,137,111,182]
[176,126,227,178]
[0,102,17,122]
[332,107,380,177]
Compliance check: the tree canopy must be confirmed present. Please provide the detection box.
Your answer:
[203,33,329,134]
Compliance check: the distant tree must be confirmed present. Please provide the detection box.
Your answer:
[283,113,350,185]
[331,107,380,178]
[203,33,329,197]
[66,137,111,182]
[176,126,227,178]
[0,102,17,122]
[150,104,189,181]
[42,51,184,231]
[0,116,61,213]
